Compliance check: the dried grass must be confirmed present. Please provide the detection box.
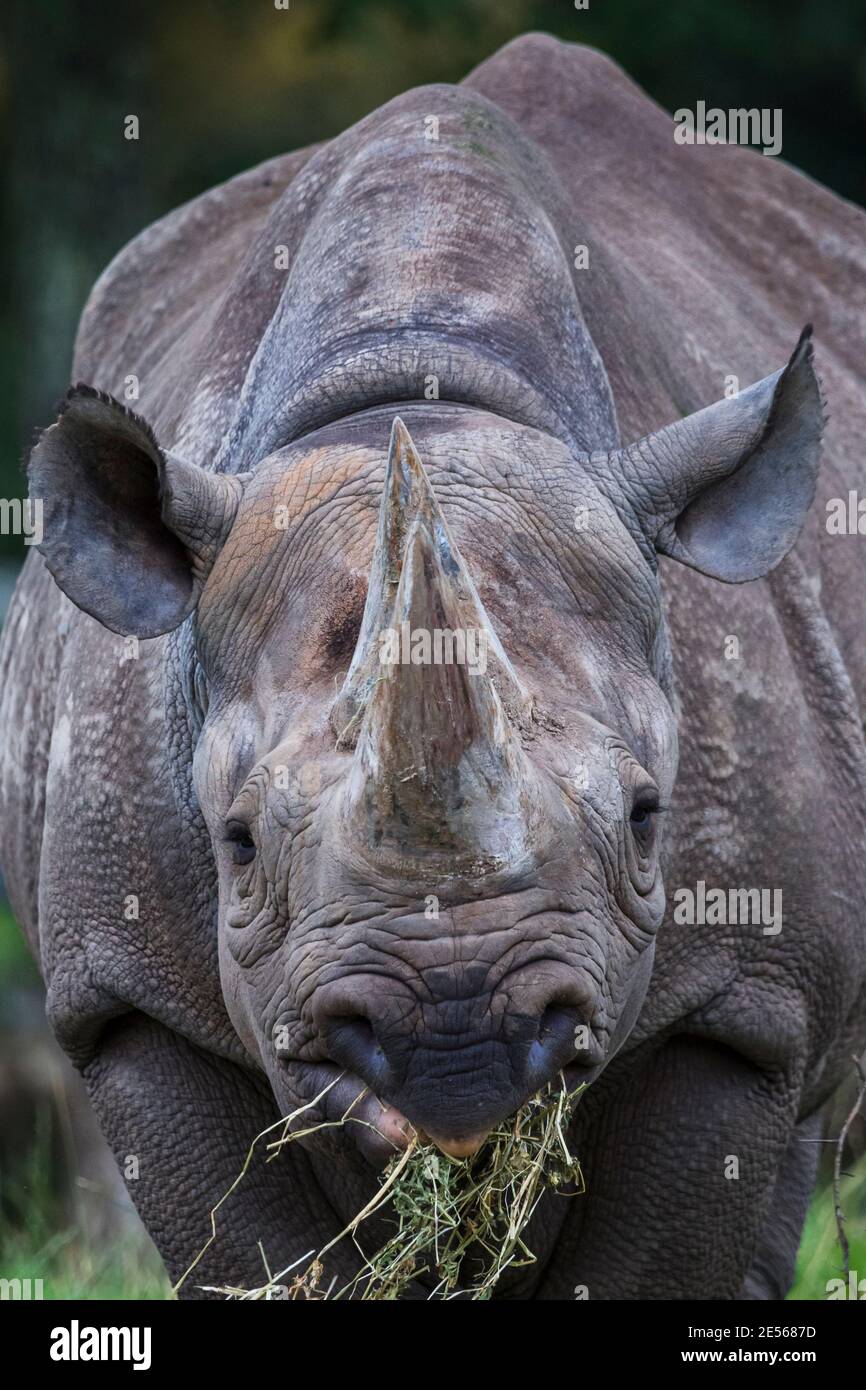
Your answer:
[181,1076,585,1302]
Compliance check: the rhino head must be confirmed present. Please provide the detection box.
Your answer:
[30,329,822,1162]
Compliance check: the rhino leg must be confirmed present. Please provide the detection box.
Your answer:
[534,1036,801,1300]
[81,1013,360,1299]
[738,1111,823,1300]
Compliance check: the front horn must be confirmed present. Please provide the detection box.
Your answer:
[335,419,534,865]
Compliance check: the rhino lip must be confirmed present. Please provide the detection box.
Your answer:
[289,1062,416,1167]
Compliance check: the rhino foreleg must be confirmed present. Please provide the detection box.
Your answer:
[738,1110,823,1300]
[535,1036,803,1300]
[81,1014,358,1299]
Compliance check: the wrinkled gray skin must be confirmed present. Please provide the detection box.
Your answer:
[2,35,866,1299]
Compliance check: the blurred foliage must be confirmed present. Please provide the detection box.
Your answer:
[1,0,865,561]
[790,1154,866,1299]
[0,1107,171,1299]
[0,900,36,983]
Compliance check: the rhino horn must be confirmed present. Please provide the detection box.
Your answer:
[332,417,530,747]
[338,419,532,864]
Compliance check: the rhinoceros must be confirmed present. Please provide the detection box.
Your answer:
[2,33,865,1300]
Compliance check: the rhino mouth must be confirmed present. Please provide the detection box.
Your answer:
[282,1056,596,1170]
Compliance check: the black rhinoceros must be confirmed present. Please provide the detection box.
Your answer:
[2,33,865,1299]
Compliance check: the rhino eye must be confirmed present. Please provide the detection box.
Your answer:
[629,792,660,835]
[225,822,256,865]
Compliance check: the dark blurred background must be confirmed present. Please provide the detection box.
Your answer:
[0,0,864,1297]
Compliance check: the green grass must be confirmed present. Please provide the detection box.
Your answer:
[0,1106,171,1301]
[788,1158,866,1299]
[1,1227,172,1300]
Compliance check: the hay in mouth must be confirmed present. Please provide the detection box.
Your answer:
[177,1077,585,1301]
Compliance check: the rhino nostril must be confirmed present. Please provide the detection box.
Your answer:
[539,1003,580,1048]
[539,1003,568,1037]
[325,1015,389,1089]
[526,1003,589,1086]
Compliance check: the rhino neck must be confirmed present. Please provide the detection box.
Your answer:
[214,85,619,473]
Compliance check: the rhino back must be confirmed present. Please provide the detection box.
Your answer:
[211,83,619,468]
[74,74,624,473]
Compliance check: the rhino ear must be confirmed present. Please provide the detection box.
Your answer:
[29,385,244,637]
[593,327,824,583]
